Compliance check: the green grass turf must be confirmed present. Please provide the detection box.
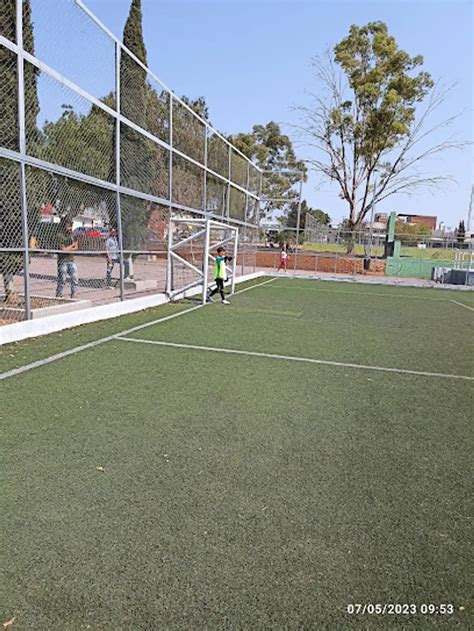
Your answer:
[123,279,474,378]
[0,278,264,374]
[1,278,472,629]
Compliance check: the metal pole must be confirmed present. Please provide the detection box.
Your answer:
[114,42,125,300]
[366,176,377,261]
[166,96,174,296]
[293,175,303,272]
[226,146,231,219]
[258,171,264,224]
[231,228,238,294]
[242,162,250,277]
[467,184,473,233]
[258,171,264,274]
[16,0,31,320]
[166,216,173,296]
[202,218,210,304]
[203,126,208,213]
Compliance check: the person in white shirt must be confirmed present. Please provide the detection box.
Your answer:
[105,229,120,288]
[277,246,288,272]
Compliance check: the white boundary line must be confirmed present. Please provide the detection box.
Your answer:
[450,299,474,312]
[115,337,474,382]
[0,277,276,381]
[266,271,474,292]
[266,281,474,310]
[266,285,449,302]
[230,277,276,294]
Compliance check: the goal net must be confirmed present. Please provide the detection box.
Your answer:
[167,216,238,303]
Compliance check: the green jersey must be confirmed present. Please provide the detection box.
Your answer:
[214,255,227,280]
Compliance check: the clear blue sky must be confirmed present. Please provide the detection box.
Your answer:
[57,1,474,227]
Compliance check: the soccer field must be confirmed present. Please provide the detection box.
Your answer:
[1,277,472,630]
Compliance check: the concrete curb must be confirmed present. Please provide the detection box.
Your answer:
[0,272,265,345]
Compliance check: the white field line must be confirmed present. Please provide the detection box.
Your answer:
[267,284,474,310]
[232,277,276,294]
[450,299,474,312]
[115,337,474,382]
[0,277,276,381]
[266,284,451,302]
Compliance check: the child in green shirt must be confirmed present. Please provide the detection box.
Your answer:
[207,246,232,304]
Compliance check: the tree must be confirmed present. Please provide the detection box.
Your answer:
[456,220,466,244]
[229,122,307,219]
[181,95,210,122]
[41,104,114,182]
[0,0,39,303]
[394,220,432,245]
[172,96,209,210]
[296,22,466,253]
[285,200,330,230]
[119,0,155,274]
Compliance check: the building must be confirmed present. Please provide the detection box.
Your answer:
[374,213,389,224]
[397,214,437,231]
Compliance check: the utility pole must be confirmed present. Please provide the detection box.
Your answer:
[467,184,473,233]
[366,176,378,260]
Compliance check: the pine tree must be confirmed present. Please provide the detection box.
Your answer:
[121,0,147,129]
[23,0,39,136]
[120,0,155,272]
[456,220,466,244]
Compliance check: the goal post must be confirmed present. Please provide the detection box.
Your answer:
[166,216,238,304]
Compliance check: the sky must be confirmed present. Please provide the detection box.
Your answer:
[38,0,474,228]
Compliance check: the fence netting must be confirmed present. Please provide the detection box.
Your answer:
[1,0,471,326]
[0,0,264,324]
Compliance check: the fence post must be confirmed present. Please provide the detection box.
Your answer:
[202,219,210,304]
[203,125,208,215]
[231,227,238,293]
[166,216,173,296]
[227,144,231,219]
[114,42,125,301]
[293,175,303,273]
[165,95,174,295]
[16,0,31,320]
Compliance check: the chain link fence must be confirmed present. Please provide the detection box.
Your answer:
[2,1,471,327]
[0,0,266,324]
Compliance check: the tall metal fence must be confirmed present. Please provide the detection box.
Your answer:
[304,215,472,256]
[0,0,264,323]
[258,216,473,284]
[2,1,471,328]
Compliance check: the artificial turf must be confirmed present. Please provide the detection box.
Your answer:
[1,277,472,629]
[0,277,265,374]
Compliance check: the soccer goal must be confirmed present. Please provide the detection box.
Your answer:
[166,216,238,304]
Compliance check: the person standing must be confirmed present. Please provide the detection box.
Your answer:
[207,246,232,304]
[105,228,120,288]
[56,220,79,298]
[277,246,288,272]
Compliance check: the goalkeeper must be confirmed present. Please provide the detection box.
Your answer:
[207,246,232,304]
